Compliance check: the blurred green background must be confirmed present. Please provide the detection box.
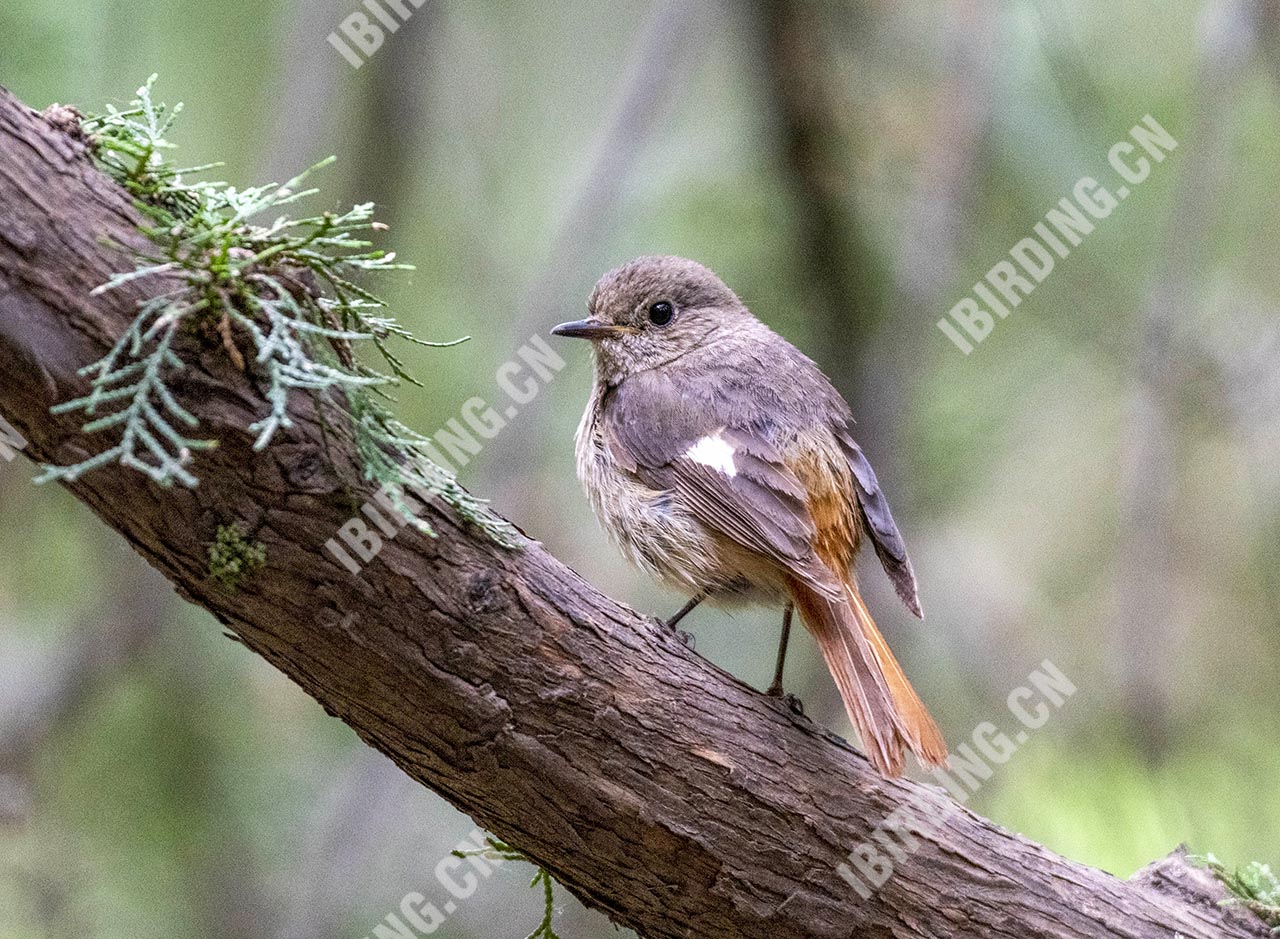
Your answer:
[1,0,1278,936]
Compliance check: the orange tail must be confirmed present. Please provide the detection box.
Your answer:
[789,578,948,776]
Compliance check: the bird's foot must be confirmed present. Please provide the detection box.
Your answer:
[767,684,805,716]
[659,616,696,649]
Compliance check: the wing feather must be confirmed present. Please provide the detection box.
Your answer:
[602,375,837,597]
[834,427,922,618]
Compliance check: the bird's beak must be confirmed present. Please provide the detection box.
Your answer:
[550,318,628,340]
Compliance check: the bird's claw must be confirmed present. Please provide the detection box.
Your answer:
[657,616,696,649]
[767,686,805,716]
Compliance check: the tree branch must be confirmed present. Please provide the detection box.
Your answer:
[0,85,1266,939]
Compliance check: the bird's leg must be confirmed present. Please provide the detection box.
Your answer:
[767,604,804,714]
[662,591,706,649]
[664,592,705,631]
[767,603,798,703]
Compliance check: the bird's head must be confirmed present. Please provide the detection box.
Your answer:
[552,256,747,384]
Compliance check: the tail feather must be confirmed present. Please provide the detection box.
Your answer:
[789,577,948,775]
[847,588,949,767]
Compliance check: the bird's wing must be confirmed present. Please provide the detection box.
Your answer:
[831,425,923,618]
[601,371,839,597]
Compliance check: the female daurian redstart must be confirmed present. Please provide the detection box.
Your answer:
[552,256,948,776]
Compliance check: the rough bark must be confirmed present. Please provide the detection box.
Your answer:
[0,86,1266,939]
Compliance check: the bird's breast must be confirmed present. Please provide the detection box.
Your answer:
[573,397,751,597]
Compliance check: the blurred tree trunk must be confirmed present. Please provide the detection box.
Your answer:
[750,0,886,411]
[481,0,713,530]
[0,86,1271,939]
[259,0,353,183]
[747,1,994,465]
[1115,0,1269,756]
[746,0,994,675]
[346,0,441,229]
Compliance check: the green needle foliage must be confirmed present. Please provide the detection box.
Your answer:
[38,76,514,543]
[454,837,565,939]
[523,867,563,939]
[1194,853,1280,932]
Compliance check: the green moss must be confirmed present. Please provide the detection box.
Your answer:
[207,523,266,590]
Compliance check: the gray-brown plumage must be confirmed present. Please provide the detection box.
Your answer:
[553,256,947,775]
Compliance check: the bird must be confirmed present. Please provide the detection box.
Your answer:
[551,256,948,776]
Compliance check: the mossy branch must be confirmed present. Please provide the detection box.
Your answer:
[1195,854,1280,933]
[207,523,267,590]
[38,76,513,543]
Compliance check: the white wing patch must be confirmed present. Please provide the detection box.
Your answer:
[685,432,737,478]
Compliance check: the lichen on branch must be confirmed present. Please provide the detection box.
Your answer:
[39,76,513,543]
[1195,854,1280,933]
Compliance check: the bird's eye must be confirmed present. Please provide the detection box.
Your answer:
[648,301,675,326]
